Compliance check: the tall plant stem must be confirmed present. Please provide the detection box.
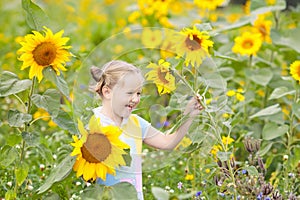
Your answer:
[14,77,36,195]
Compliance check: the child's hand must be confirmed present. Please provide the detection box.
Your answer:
[183,95,204,117]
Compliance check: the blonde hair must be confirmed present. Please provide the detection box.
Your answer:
[90,60,143,97]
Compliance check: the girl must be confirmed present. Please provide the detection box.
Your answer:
[90,60,203,199]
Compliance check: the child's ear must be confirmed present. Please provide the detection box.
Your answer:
[102,86,112,99]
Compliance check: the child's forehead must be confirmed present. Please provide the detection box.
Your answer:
[116,72,144,90]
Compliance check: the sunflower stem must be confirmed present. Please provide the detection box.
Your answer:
[14,77,36,196]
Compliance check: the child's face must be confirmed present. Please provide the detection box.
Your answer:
[110,72,143,119]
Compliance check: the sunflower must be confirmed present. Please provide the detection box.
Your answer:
[253,15,272,43]
[71,116,130,182]
[175,26,214,67]
[232,32,262,56]
[145,59,176,95]
[18,26,71,82]
[141,28,163,49]
[194,0,225,11]
[290,60,300,83]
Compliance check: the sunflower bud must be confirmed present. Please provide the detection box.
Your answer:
[272,190,282,200]
[257,157,265,171]
[243,137,261,153]
[261,183,273,195]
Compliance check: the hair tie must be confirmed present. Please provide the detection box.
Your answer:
[90,66,104,82]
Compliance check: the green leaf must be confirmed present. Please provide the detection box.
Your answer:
[268,87,295,100]
[195,23,213,32]
[22,0,50,30]
[37,155,75,194]
[262,123,288,140]
[0,145,19,168]
[212,16,253,34]
[243,166,259,176]
[52,110,77,134]
[5,190,17,200]
[249,104,281,119]
[216,151,232,162]
[292,103,300,119]
[272,27,300,53]
[151,187,169,200]
[7,110,32,127]
[110,182,138,200]
[31,89,61,117]
[258,142,273,157]
[247,68,273,86]
[80,184,105,199]
[15,162,29,186]
[36,144,54,164]
[43,68,70,98]
[251,0,286,15]
[0,71,32,97]
[22,131,39,146]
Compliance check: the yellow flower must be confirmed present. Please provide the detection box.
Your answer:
[232,32,262,56]
[141,28,163,48]
[194,0,225,11]
[185,174,194,181]
[71,116,130,182]
[145,59,176,95]
[33,108,51,121]
[18,27,71,82]
[256,89,265,97]
[210,144,222,156]
[290,60,300,83]
[175,137,192,149]
[175,26,214,67]
[265,0,276,5]
[236,93,245,102]
[222,136,234,145]
[253,15,272,43]
[226,90,236,97]
[243,0,251,15]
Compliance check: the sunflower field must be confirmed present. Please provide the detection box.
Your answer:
[0,0,300,199]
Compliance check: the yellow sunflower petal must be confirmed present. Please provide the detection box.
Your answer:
[77,119,88,142]
[96,162,108,181]
[83,162,96,181]
[76,158,86,178]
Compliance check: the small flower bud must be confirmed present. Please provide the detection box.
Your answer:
[272,190,282,200]
[261,183,273,195]
[257,157,265,171]
[283,155,289,161]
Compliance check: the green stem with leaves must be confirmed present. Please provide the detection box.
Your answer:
[14,77,36,195]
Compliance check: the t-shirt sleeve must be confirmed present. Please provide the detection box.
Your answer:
[135,115,151,140]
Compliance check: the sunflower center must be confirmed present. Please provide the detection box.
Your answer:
[33,42,57,66]
[81,133,112,163]
[185,35,201,51]
[157,68,169,84]
[242,39,254,49]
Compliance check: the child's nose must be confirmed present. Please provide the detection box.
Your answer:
[131,93,140,102]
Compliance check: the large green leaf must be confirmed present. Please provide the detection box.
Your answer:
[44,68,70,98]
[251,0,286,15]
[272,27,300,53]
[0,145,19,168]
[243,166,259,176]
[246,68,273,87]
[31,89,60,117]
[22,0,50,30]
[15,162,29,186]
[7,110,32,127]
[151,187,169,200]
[110,182,138,199]
[268,87,295,100]
[37,155,75,194]
[52,110,77,134]
[262,122,289,140]
[249,104,281,119]
[0,71,32,97]
[292,103,300,119]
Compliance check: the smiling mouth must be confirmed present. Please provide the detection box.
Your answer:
[126,104,135,110]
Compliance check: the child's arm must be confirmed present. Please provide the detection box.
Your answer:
[143,96,203,150]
